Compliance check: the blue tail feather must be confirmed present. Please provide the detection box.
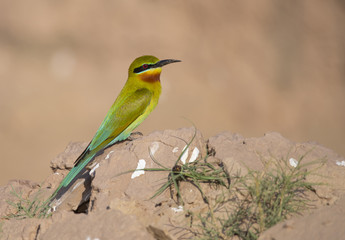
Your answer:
[49,152,96,201]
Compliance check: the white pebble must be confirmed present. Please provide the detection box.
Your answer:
[131,159,146,179]
[289,158,298,168]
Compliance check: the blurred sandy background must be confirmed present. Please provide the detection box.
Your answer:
[0,0,344,185]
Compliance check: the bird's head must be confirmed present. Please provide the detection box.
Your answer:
[128,55,181,82]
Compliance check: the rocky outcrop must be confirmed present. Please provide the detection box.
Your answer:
[1,128,345,239]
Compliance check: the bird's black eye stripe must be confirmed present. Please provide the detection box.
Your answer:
[133,64,154,73]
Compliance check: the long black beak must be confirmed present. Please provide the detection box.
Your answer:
[154,59,181,68]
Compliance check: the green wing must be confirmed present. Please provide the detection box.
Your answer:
[74,88,152,166]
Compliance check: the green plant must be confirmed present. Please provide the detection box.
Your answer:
[118,129,230,205]
[4,186,51,219]
[194,152,325,240]
[146,130,229,205]
[0,221,3,238]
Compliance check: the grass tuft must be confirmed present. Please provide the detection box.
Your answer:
[194,152,325,240]
[3,186,51,219]
[116,128,230,205]
[149,154,231,205]
[143,129,230,205]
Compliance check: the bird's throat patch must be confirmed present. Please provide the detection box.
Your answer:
[139,69,161,83]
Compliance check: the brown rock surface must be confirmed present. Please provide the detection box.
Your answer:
[40,210,154,240]
[1,128,345,239]
[259,195,345,240]
[208,131,345,205]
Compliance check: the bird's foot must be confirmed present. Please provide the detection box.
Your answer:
[86,161,100,175]
[128,131,143,141]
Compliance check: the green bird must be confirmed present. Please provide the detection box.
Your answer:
[49,55,180,202]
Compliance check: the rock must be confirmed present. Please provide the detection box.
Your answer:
[50,142,89,171]
[1,128,345,240]
[258,195,345,240]
[91,127,206,206]
[0,180,40,218]
[40,210,154,240]
[89,127,206,238]
[208,131,345,205]
[1,218,43,240]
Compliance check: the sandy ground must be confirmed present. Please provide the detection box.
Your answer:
[0,1,344,187]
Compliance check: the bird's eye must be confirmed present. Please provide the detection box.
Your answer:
[133,63,151,73]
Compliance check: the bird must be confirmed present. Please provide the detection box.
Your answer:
[48,55,180,202]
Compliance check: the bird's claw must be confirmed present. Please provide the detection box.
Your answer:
[128,131,143,141]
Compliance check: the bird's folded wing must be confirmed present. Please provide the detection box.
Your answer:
[74,88,152,167]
